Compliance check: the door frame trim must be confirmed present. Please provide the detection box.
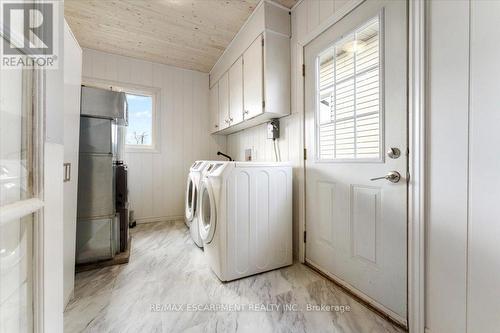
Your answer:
[295,0,426,332]
[407,1,426,332]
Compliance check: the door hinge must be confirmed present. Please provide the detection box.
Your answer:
[303,148,307,160]
[302,64,305,77]
[303,230,307,243]
[262,100,265,109]
[262,38,264,47]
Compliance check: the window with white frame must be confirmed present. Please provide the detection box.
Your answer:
[125,92,155,148]
[317,17,381,160]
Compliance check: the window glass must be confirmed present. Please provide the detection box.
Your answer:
[317,18,381,160]
[0,54,35,332]
[125,93,153,147]
[0,64,33,205]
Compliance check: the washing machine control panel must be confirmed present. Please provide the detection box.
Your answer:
[190,161,207,172]
[205,162,226,176]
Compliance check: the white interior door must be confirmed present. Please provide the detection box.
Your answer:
[243,35,263,119]
[304,0,407,324]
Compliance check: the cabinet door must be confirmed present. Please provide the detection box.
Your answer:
[209,83,219,133]
[229,57,244,125]
[218,72,230,130]
[63,24,82,305]
[243,35,263,119]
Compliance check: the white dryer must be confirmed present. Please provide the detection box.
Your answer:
[185,160,209,247]
[198,161,293,281]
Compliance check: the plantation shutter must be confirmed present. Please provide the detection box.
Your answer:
[318,18,381,160]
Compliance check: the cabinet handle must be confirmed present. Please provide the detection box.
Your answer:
[244,110,249,115]
[63,162,71,182]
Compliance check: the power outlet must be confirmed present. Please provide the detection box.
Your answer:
[245,148,253,161]
[267,119,280,139]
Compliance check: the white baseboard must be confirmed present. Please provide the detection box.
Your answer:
[135,215,184,224]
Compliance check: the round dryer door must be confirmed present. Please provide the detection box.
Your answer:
[199,179,216,244]
[185,175,196,224]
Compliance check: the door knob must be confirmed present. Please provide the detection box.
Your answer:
[370,171,401,183]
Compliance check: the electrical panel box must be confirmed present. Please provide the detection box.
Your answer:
[267,119,279,139]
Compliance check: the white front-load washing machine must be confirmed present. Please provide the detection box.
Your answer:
[185,160,209,247]
[198,161,293,281]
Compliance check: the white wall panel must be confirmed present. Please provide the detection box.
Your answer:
[82,49,226,222]
[425,2,470,332]
[426,1,500,332]
[468,1,500,331]
[319,0,335,23]
[307,0,320,33]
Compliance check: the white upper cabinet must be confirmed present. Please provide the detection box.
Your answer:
[218,72,230,130]
[208,1,290,135]
[229,57,244,125]
[243,36,263,120]
[209,83,219,133]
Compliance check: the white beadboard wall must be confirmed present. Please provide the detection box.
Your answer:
[82,48,226,222]
[227,0,354,259]
[426,1,500,332]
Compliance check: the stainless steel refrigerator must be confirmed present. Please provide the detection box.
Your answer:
[76,86,127,264]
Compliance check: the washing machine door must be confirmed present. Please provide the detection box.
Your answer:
[199,178,216,244]
[185,174,196,224]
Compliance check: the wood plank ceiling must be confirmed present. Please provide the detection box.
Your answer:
[65,0,297,73]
